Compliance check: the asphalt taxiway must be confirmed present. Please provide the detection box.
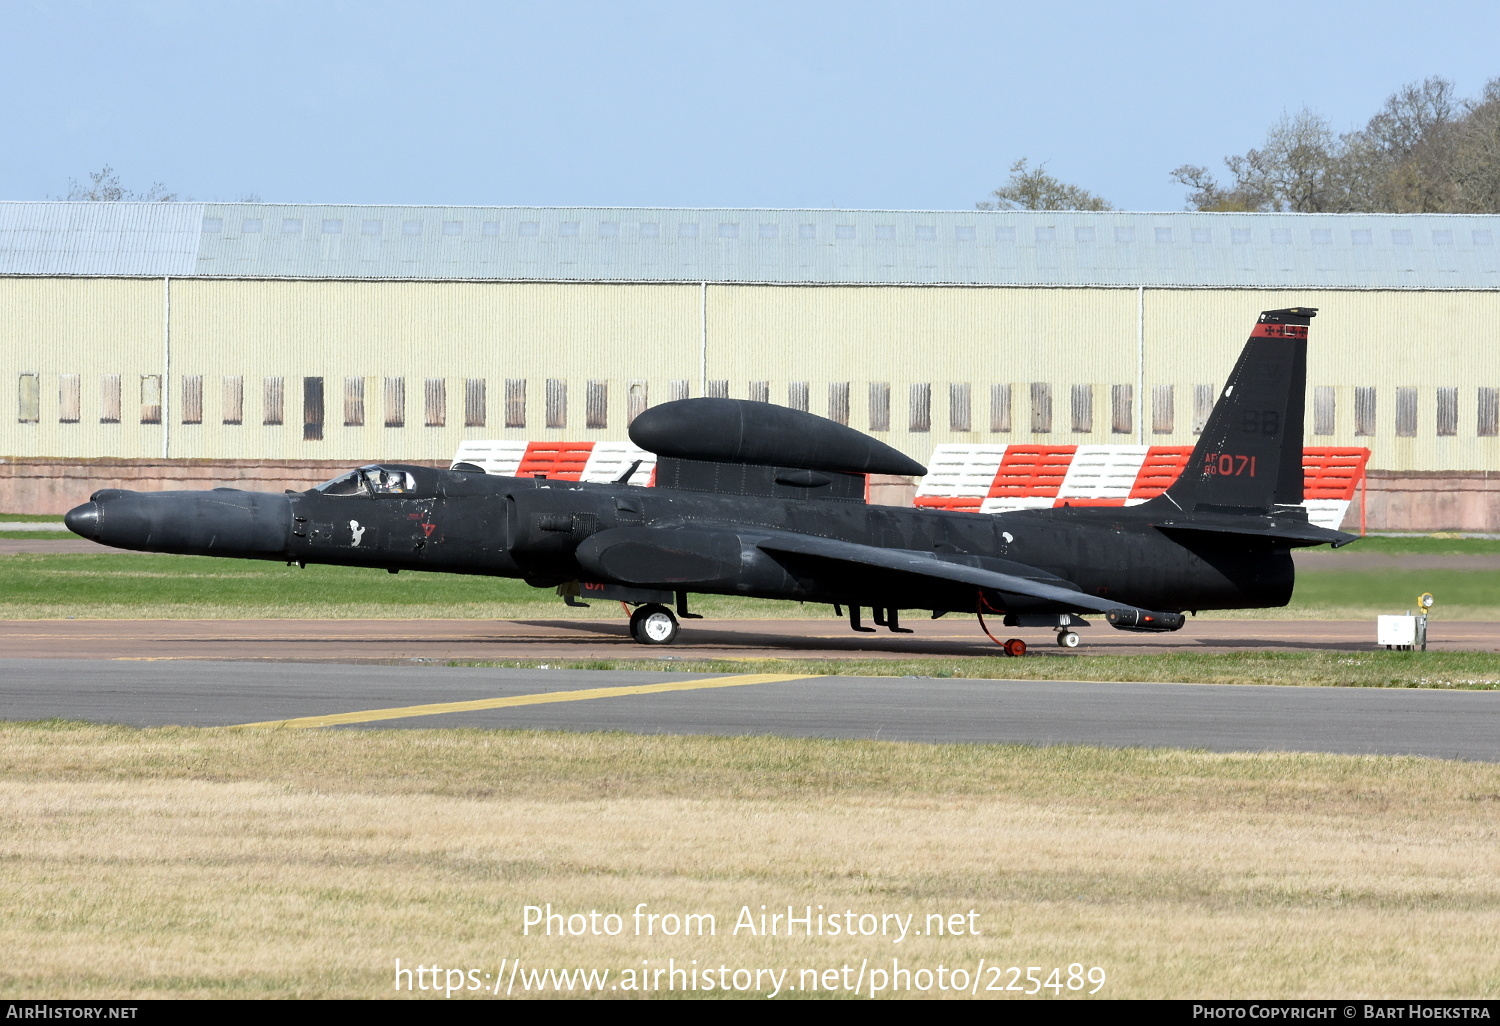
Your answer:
[3,658,1496,760]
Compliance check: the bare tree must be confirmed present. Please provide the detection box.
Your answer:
[978,158,1112,211]
[65,166,178,202]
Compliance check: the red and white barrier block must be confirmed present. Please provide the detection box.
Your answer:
[915,445,1370,531]
[451,440,657,486]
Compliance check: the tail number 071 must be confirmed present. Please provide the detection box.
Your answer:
[1204,453,1257,476]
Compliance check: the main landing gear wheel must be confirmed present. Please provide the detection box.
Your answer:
[1056,630,1081,648]
[1002,638,1027,658]
[630,603,680,645]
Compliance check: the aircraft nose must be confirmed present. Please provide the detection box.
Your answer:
[64,501,100,540]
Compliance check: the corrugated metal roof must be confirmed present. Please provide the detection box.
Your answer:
[2,201,1499,288]
[0,202,203,276]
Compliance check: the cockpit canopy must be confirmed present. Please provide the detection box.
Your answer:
[313,465,419,497]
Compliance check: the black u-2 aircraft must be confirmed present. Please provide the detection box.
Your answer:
[64,307,1354,654]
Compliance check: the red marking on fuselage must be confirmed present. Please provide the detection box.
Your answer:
[420,523,436,537]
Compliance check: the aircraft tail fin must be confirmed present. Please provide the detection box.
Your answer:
[1154,307,1315,516]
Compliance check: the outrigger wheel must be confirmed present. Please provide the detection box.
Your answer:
[1056,630,1081,648]
[630,603,680,645]
[1002,638,1027,657]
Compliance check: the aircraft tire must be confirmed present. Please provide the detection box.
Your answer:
[630,603,680,645]
[1056,630,1081,648]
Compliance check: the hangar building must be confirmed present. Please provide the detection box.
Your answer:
[1,201,1496,527]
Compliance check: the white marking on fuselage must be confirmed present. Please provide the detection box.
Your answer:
[1002,531,1014,543]
[349,520,366,546]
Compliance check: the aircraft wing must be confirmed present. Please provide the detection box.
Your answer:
[751,530,1141,616]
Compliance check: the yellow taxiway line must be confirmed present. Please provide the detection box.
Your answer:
[232,672,820,729]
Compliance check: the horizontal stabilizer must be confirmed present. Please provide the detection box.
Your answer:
[1153,516,1357,548]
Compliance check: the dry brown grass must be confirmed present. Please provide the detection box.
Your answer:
[2,723,1498,999]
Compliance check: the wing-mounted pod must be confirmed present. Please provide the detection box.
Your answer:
[628,398,926,503]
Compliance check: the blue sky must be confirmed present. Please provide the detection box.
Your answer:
[4,0,1499,211]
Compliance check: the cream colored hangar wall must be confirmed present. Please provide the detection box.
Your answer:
[167,279,703,462]
[0,277,167,459]
[1143,289,1500,473]
[705,284,1142,466]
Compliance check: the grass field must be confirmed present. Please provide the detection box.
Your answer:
[0,548,1497,621]
[1,723,1496,999]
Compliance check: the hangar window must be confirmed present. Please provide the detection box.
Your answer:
[788,381,809,412]
[1354,387,1377,436]
[505,379,527,428]
[1479,388,1499,437]
[140,375,162,425]
[626,380,648,425]
[990,383,1012,433]
[1436,387,1458,436]
[465,378,486,427]
[669,379,690,401]
[322,219,342,234]
[955,226,976,241]
[586,380,608,429]
[875,225,894,239]
[100,375,121,424]
[1271,229,1291,245]
[598,221,620,237]
[17,374,39,423]
[1395,387,1417,437]
[995,227,1016,242]
[343,377,364,427]
[1232,228,1252,244]
[1192,228,1212,244]
[868,382,890,432]
[362,220,383,235]
[1154,228,1172,244]
[758,223,778,239]
[1151,385,1174,434]
[638,222,659,238]
[404,221,424,236]
[748,381,770,403]
[1029,383,1052,434]
[1070,384,1094,433]
[1351,229,1372,244]
[181,375,202,425]
[443,221,463,236]
[916,225,937,240]
[1432,230,1454,245]
[559,222,580,237]
[545,378,567,428]
[203,218,222,233]
[281,219,302,234]
[1110,384,1132,434]
[1391,229,1412,246]
[424,378,446,428]
[948,382,971,432]
[1034,227,1054,242]
[59,374,80,423]
[304,377,325,441]
[242,219,262,233]
[1313,386,1335,436]
[383,377,404,428]
[1074,227,1094,243]
[1114,227,1134,244]
[482,221,500,236]
[827,382,849,425]
[800,224,817,239]
[836,225,855,239]
[1311,229,1331,244]
[718,223,739,239]
[909,383,931,432]
[220,377,243,426]
[1474,230,1493,246]
[678,222,699,238]
[1191,384,1215,434]
[706,380,728,398]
